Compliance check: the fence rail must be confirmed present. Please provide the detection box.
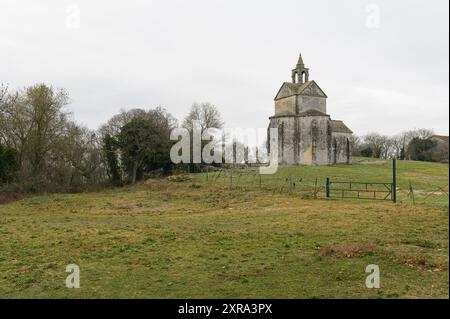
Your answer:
[191,160,448,205]
[326,179,394,201]
[199,168,326,197]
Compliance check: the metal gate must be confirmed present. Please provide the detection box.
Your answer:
[326,180,395,201]
[325,159,397,203]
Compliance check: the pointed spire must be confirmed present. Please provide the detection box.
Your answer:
[291,52,309,84]
[296,53,304,67]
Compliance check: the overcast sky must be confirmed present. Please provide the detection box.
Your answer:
[1,0,448,136]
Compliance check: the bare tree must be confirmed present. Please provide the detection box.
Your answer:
[182,102,224,132]
[413,128,435,139]
[55,122,106,186]
[0,84,7,110]
[349,135,362,156]
[0,84,9,145]
[390,134,405,159]
[363,133,389,158]
[181,102,224,169]
[98,108,148,138]
[0,84,109,190]
[382,137,398,159]
[0,84,70,180]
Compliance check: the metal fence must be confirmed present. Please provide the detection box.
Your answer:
[326,180,394,201]
[399,181,449,205]
[199,168,325,197]
[195,167,448,205]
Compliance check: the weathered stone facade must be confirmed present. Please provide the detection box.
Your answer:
[268,54,353,165]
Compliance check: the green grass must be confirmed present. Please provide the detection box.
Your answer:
[0,159,448,298]
[202,157,450,190]
[197,158,449,204]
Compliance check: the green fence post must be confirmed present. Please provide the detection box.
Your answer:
[409,179,415,205]
[326,177,330,199]
[392,158,397,203]
[314,177,318,199]
[290,176,294,192]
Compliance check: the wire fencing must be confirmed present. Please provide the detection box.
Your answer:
[197,168,328,199]
[399,181,449,205]
[193,168,449,205]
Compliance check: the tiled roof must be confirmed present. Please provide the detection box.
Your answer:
[274,80,327,100]
[330,120,353,134]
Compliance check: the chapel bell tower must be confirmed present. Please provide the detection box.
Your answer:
[291,53,309,84]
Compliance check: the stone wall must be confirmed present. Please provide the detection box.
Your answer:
[332,132,352,164]
[275,96,296,115]
[269,116,297,165]
[298,116,331,165]
[269,115,334,165]
[297,96,326,114]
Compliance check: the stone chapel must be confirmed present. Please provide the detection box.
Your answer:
[268,53,353,165]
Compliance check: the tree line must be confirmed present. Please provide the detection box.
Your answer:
[0,84,226,195]
[1,83,448,196]
[351,130,448,162]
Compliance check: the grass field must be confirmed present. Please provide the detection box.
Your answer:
[197,157,450,204]
[0,158,448,298]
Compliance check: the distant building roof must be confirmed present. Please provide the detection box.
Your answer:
[330,120,353,134]
[431,135,449,143]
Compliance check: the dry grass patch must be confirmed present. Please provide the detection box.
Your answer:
[319,245,376,258]
[394,253,446,272]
